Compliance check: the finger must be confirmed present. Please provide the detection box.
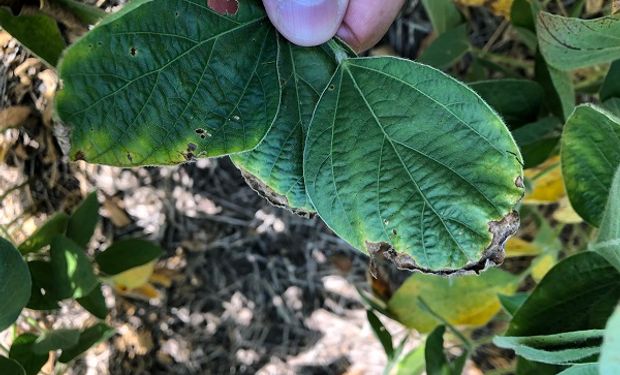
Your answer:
[262,0,349,47]
[337,0,405,52]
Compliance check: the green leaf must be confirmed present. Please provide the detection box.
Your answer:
[66,192,99,248]
[95,238,162,275]
[0,356,25,375]
[53,0,105,25]
[56,0,280,166]
[32,329,80,354]
[18,213,69,255]
[600,60,620,102]
[512,116,561,168]
[232,41,339,214]
[425,326,449,375]
[561,104,620,226]
[9,333,48,375]
[0,9,65,67]
[499,292,529,317]
[366,309,393,360]
[511,0,540,50]
[50,236,98,299]
[516,357,563,375]
[26,261,60,311]
[421,0,462,35]
[76,283,107,319]
[394,343,425,375]
[469,79,544,127]
[494,330,604,365]
[558,364,599,375]
[58,323,115,363]
[507,252,620,336]
[596,165,620,246]
[601,306,620,375]
[387,268,517,332]
[0,237,31,331]
[303,57,524,272]
[535,52,575,122]
[604,98,620,117]
[417,24,470,70]
[537,12,620,70]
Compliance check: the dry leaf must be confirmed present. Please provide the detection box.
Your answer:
[613,0,620,14]
[531,253,556,283]
[0,106,31,131]
[102,197,132,227]
[505,237,541,257]
[553,197,583,224]
[110,261,156,290]
[586,0,604,14]
[524,156,565,204]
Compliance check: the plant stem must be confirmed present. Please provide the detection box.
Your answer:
[417,297,473,351]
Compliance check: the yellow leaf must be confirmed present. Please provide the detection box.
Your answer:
[490,0,514,17]
[109,261,156,290]
[387,269,518,333]
[524,156,565,204]
[531,253,557,283]
[553,197,583,224]
[505,237,541,257]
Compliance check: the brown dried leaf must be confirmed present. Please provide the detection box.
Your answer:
[0,106,31,131]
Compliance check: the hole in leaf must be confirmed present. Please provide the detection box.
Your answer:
[207,0,239,15]
[187,143,197,152]
[130,47,137,56]
[127,153,133,163]
[328,84,335,91]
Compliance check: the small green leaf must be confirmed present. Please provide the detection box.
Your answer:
[499,292,529,317]
[535,52,575,122]
[18,213,69,255]
[0,356,25,375]
[66,192,100,248]
[421,0,462,35]
[387,268,517,332]
[232,41,339,214]
[561,104,620,226]
[507,252,620,336]
[600,60,620,102]
[494,330,604,365]
[59,323,115,363]
[8,333,48,375]
[537,12,620,70]
[50,236,98,299]
[0,237,31,331]
[512,116,561,168]
[76,283,108,319]
[304,57,524,272]
[601,306,620,375]
[558,364,599,375]
[32,329,80,354]
[0,9,65,67]
[417,24,470,70]
[425,326,449,375]
[469,79,544,127]
[56,0,280,166]
[394,343,426,375]
[366,310,393,359]
[26,261,60,311]
[95,238,162,275]
[516,357,563,375]
[594,166,620,266]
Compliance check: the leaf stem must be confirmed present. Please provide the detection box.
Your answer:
[327,39,349,64]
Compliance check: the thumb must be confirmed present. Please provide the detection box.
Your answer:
[262,0,349,47]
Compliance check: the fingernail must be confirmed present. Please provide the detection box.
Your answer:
[263,0,349,47]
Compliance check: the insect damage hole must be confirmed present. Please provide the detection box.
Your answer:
[207,0,239,15]
[130,47,137,56]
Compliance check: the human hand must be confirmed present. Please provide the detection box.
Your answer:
[262,0,405,52]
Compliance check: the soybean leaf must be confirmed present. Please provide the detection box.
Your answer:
[507,252,620,336]
[499,292,529,317]
[417,24,470,70]
[366,310,394,360]
[66,192,99,248]
[601,306,620,375]
[108,260,155,289]
[605,98,620,117]
[387,268,517,332]
[0,356,25,375]
[516,358,564,375]
[95,238,162,275]
[0,237,31,331]
[50,236,98,299]
[591,166,620,271]
[537,12,620,70]
[59,323,115,363]
[511,116,562,168]
[558,364,599,375]
[232,41,339,214]
[494,330,604,365]
[8,333,48,375]
[18,212,69,254]
[511,0,540,50]
[53,0,105,25]
[469,79,544,127]
[421,0,462,35]
[561,104,620,226]
[0,9,65,67]
[56,0,279,166]
[535,52,575,122]
[76,283,107,319]
[304,57,524,272]
[601,60,620,102]
[32,329,80,354]
[393,343,426,375]
[26,261,60,311]
[425,326,449,375]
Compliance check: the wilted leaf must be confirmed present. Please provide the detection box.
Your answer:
[109,260,155,289]
[531,253,557,283]
[0,237,31,331]
[304,57,524,273]
[524,156,565,204]
[56,0,280,166]
[95,239,162,276]
[553,197,583,224]
[505,237,541,257]
[561,104,620,226]
[0,106,31,131]
[387,268,518,332]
